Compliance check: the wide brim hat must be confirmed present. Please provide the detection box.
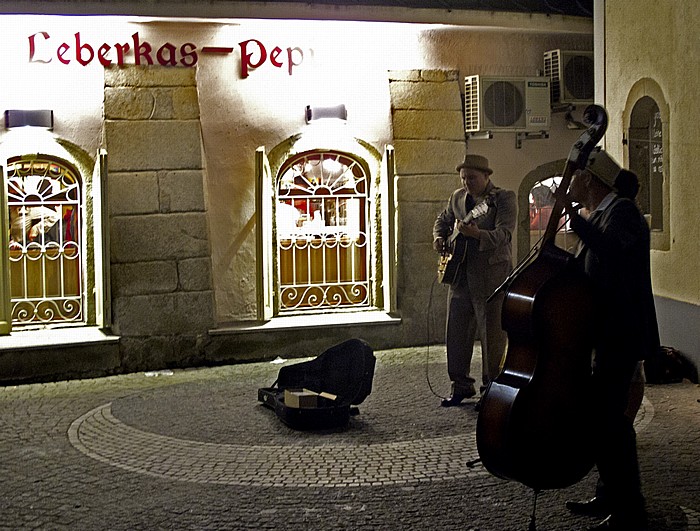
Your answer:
[585,147,621,189]
[456,154,493,175]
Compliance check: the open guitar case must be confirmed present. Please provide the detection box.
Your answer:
[257,338,376,430]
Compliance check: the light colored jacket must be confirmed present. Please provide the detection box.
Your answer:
[433,181,517,297]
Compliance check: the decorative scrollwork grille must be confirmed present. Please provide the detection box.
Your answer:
[276,151,369,313]
[6,157,83,326]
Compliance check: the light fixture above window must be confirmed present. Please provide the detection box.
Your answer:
[305,104,347,124]
[4,110,54,130]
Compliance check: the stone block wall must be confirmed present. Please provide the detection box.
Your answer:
[104,65,214,372]
[388,70,466,344]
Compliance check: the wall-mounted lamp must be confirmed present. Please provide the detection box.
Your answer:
[4,110,54,130]
[305,104,347,124]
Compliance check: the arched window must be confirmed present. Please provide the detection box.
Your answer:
[275,150,369,313]
[517,160,586,262]
[6,156,83,326]
[628,96,663,231]
[528,176,580,255]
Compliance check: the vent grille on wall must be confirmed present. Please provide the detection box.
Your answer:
[464,75,550,133]
[544,50,594,105]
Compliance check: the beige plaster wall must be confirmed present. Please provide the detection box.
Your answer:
[604,0,700,306]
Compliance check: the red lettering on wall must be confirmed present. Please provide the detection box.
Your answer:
[26,32,307,75]
[238,39,309,78]
[157,42,177,66]
[270,46,283,68]
[180,43,198,67]
[75,33,94,66]
[57,42,70,65]
[288,47,304,76]
[114,42,131,64]
[28,32,51,63]
[132,33,153,65]
[98,43,112,66]
[239,39,266,78]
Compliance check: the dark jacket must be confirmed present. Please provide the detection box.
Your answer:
[570,196,660,361]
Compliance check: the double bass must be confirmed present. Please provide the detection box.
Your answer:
[476,105,608,491]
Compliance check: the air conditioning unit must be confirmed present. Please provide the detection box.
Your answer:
[544,50,595,105]
[464,75,551,134]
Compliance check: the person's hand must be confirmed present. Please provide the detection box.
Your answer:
[433,237,445,253]
[564,195,578,218]
[458,221,480,239]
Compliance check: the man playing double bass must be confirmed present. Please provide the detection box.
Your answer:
[565,148,660,531]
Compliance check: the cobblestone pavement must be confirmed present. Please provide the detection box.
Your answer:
[1,346,698,530]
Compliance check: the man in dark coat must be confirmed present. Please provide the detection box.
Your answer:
[565,148,660,531]
[432,154,516,407]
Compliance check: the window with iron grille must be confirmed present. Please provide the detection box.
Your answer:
[6,156,83,326]
[276,150,369,313]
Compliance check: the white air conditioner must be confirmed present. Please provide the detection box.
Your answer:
[544,50,594,105]
[464,75,551,134]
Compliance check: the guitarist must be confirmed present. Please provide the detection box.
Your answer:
[432,154,516,408]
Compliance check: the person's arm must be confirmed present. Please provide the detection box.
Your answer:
[471,189,516,251]
[433,191,458,252]
[569,199,643,259]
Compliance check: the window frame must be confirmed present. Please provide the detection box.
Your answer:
[0,138,111,335]
[275,149,371,314]
[5,155,84,328]
[622,79,670,251]
[255,136,394,322]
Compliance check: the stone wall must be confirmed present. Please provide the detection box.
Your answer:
[388,69,466,344]
[104,66,215,372]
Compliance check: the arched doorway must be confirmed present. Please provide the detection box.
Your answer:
[517,159,580,261]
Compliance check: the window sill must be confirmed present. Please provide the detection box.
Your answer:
[0,327,120,351]
[211,310,401,335]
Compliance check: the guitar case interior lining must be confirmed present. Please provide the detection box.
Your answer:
[257,338,376,430]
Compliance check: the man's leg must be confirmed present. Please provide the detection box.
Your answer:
[445,283,477,398]
[472,290,507,390]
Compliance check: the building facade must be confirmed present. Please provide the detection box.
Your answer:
[0,1,696,383]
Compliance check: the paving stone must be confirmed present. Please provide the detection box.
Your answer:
[0,346,698,530]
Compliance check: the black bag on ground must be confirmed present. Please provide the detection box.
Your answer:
[258,338,376,429]
[645,346,696,384]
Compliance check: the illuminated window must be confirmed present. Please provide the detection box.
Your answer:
[528,176,580,254]
[627,96,663,231]
[276,150,369,312]
[5,157,83,326]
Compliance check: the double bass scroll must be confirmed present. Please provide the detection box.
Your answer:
[476,105,608,491]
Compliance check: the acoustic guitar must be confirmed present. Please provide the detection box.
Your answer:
[437,201,489,284]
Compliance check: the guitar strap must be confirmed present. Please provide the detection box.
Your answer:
[465,193,476,213]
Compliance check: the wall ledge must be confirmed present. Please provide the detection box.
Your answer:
[212,311,401,335]
[0,327,120,352]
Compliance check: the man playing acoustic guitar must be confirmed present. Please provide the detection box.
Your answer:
[432,154,516,407]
